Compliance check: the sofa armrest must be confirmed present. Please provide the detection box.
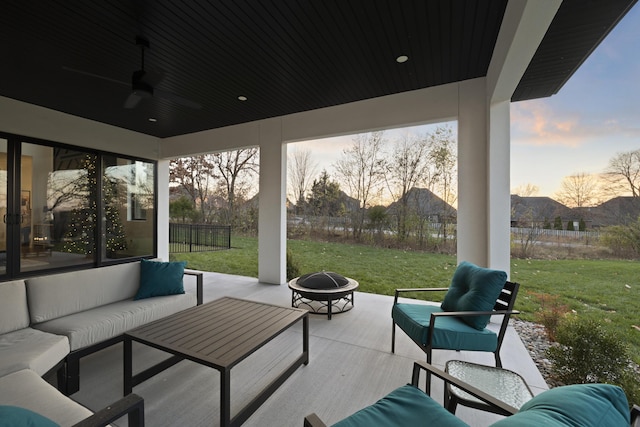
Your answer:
[184,269,204,305]
[304,413,328,427]
[411,360,519,416]
[71,393,144,427]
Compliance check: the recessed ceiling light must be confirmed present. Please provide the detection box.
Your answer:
[238,96,247,101]
[148,118,157,122]
[396,55,409,63]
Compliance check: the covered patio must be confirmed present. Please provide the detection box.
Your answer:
[65,271,547,426]
[1,0,637,283]
[1,1,637,425]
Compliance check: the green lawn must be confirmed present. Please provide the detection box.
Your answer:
[172,235,640,363]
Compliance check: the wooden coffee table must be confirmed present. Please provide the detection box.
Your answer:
[123,297,309,427]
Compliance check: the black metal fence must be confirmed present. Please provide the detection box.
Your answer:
[169,223,231,253]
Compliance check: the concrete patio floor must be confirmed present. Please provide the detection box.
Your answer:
[67,271,548,426]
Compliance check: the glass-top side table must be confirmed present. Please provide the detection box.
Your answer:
[445,360,534,416]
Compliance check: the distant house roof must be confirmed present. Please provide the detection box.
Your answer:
[589,196,640,227]
[510,195,572,223]
[386,188,456,217]
[338,191,361,212]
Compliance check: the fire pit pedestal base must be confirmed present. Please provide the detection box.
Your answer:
[288,277,359,320]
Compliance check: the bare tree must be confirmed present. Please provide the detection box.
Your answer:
[604,149,640,197]
[169,155,216,222]
[287,147,318,214]
[385,133,432,241]
[213,148,259,226]
[554,172,600,208]
[334,131,386,239]
[512,183,539,197]
[427,126,457,242]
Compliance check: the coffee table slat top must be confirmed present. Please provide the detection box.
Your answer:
[125,297,307,369]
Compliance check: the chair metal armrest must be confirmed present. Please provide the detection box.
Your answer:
[394,287,449,304]
[304,413,328,427]
[184,269,204,305]
[411,361,518,416]
[429,310,520,338]
[71,394,144,427]
[631,404,640,427]
[431,309,520,318]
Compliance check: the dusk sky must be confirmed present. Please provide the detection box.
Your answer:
[292,4,639,199]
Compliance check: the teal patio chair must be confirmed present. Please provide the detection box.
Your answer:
[391,261,519,392]
[304,361,640,427]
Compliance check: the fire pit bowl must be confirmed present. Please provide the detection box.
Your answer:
[288,272,358,319]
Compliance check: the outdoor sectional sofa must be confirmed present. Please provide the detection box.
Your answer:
[0,259,202,425]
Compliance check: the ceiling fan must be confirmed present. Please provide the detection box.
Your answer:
[63,36,202,110]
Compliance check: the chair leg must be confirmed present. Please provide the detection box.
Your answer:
[391,321,396,353]
[446,394,459,414]
[495,351,502,368]
[425,350,432,395]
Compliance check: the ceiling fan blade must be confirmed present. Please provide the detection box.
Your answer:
[124,92,142,109]
[154,88,202,109]
[62,66,128,87]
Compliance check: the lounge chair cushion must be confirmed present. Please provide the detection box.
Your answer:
[441,261,506,330]
[135,259,187,300]
[392,304,497,351]
[0,405,59,427]
[490,383,629,427]
[331,384,468,427]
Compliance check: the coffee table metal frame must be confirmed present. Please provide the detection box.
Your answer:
[288,277,358,320]
[123,297,309,427]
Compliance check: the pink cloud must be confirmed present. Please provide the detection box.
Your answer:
[511,101,586,147]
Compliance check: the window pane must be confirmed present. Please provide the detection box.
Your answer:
[103,157,155,259]
[21,144,97,272]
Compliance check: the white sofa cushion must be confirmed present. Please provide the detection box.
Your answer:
[33,293,196,350]
[0,369,92,426]
[0,280,29,334]
[0,328,70,377]
[27,262,142,323]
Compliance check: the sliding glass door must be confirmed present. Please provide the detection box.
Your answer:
[19,143,98,272]
[0,134,157,279]
[0,139,7,275]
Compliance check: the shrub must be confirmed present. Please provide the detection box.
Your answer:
[547,317,640,405]
[528,292,570,341]
[286,250,301,281]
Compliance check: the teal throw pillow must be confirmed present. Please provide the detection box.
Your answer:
[490,384,630,427]
[440,261,507,330]
[134,259,187,300]
[332,384,468,427]
[0,406,60,427]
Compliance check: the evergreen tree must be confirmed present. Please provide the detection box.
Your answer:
[579,218,586,231]
[553,216,563,230]
[567,220,575,231]
[307,170,342,217]
[62,155,126,255]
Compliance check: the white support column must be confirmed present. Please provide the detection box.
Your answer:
[258,119,287,284]
[156,159,170,261]
[488,101,511,274]
[457,78,489,267]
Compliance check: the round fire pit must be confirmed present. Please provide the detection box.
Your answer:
[288,272,358,319]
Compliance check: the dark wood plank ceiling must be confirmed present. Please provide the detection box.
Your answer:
[0,1,635,138]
